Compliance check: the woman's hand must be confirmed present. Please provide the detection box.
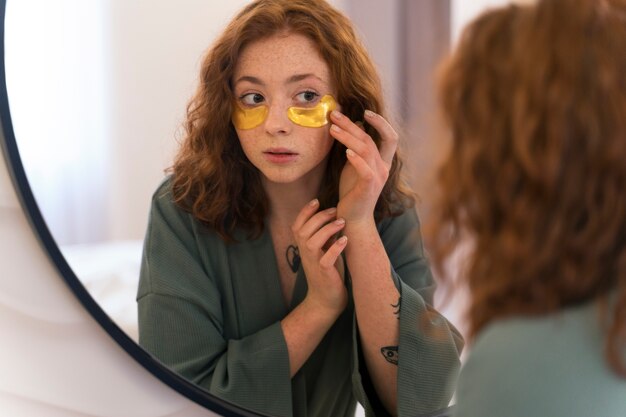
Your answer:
[291,199,348,316]
[330,110,399,223]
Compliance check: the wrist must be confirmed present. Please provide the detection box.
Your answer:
[336,202,376,226]
[343,217,377,236]
[300,294,344,324]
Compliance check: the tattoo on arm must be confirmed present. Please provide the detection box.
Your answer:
[381,346,399,365]
[391,297,401,319]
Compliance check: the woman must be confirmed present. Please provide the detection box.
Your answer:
[431,0,626,416]
[137,1,463,416]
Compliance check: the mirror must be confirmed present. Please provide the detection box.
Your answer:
[2,0,499,415]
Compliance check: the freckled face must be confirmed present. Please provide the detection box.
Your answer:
[232,32,336,185]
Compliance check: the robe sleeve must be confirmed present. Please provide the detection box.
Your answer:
[351,208,464,417]
[137,182,293,417]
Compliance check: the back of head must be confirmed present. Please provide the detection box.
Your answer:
[432,0,626,375]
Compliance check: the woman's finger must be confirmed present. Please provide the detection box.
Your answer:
[345,148,376,183]
[330,123,368,157]
[292,198,320,233]
[304,218,345,253]
[363,110,398,165]
[319,236,348,270]
[330,110,371,145]
[293,206,338,242]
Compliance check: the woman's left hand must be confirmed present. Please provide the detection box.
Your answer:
[330,109,399,224]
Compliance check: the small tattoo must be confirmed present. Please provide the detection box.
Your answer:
[391,297,401,319]
[286,245,301,273]
[381,346,398,365]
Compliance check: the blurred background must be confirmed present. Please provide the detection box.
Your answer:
[5,0,526,343]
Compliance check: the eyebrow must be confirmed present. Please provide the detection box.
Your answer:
[234,75,265,86]
[233,73,327,87]
[287,73,325,84]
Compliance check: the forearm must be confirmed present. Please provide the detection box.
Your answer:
[281,297,341,377]
[344,219,400,416]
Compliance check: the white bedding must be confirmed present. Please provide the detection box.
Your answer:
[61,240,144,341]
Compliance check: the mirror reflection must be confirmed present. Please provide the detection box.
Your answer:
[5,1,515,416]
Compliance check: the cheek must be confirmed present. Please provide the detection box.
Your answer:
[321,129,335,154]
[303,129,334,159]
[236,131,255,157]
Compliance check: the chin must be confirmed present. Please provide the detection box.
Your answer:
[261,172,301,184]
[257,160,327,186]
[258,165,315,185]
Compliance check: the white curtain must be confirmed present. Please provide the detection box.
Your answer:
[5,0,110,245]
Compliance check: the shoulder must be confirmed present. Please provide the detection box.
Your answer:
[454,301,626,417]
[148,176,202,231]
[466,300,606,365]
[146,176,229,249]
[150,176,177,211]
[140,177,233,299]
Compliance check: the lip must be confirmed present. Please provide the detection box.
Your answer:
[263,148,299,164]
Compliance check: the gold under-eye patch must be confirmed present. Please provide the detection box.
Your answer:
[231,104,268,130]
[287,94,337,128]
[232,94,338,130]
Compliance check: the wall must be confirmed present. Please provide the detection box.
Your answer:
[452,0,537,41]
[106,1,253,242]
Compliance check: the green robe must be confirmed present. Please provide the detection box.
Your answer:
[138,179,463,417]
[453,299,626,417]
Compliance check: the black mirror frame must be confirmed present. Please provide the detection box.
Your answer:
[0,2,267,416]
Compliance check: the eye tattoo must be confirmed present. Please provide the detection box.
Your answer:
[381,346,399,365]
[286,245,301,273]
[391,297,401,319]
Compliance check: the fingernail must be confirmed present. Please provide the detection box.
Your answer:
[309,198,319,206]
[338,236,348,245]
[346,148,355,157]
[331,110,342,119]
[326,207,337,214]
[364,110,375,118]
[330,124,341,132]
[335,218,345,225]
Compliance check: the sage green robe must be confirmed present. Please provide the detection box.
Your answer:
[453,300,626,417]
[138,179,463,417]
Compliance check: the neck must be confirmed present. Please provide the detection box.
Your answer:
[264,175,325,228]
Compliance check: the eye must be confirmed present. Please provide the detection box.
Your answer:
[295,90,320,105]
[240,93,265,106]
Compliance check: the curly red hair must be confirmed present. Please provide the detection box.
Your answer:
[170,0,414,241]
[431,0,626,376]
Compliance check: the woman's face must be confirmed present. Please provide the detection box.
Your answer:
[232,32,337,186]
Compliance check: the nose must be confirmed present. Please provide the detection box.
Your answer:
[264,100,292,136]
